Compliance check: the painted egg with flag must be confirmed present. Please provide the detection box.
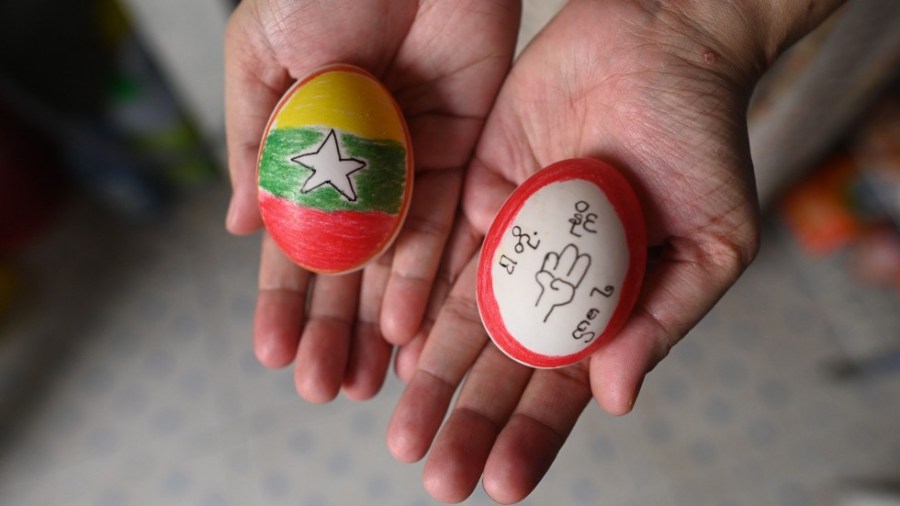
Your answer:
[258,64,412,274]
[476,158,646,369]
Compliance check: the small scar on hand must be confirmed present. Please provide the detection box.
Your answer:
[702,49,719,65]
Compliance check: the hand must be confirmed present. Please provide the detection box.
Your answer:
[387,0,841,502]
[534,244,590,323]
[224,0,520,401]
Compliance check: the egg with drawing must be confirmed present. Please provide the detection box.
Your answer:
[476,158,647,368]
[257,64,413,274]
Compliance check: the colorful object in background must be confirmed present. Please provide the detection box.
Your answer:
[780,154,862,256]
[258,65,413,274]
[477,159,646,369]
[105,36,217,190]
[0,106,61,255]
[780,92,900,293]
[95,0,217,216]
[0,0,217,224]
[0,262,17,325]
[855,96,900,231]
[850,226,900,289]
[852,95,900,290]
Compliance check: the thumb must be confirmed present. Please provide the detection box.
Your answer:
[224,2,291,234]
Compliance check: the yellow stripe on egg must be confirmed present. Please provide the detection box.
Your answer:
[273,69,406,145]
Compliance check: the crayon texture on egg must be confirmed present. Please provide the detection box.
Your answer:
[258,65,413,274]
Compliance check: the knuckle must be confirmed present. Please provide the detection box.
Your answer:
[710,228,760,280]
[696,215,761,284]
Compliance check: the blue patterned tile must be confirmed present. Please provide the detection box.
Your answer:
[289,429,314,456]
[76,365,115,397]
[84,426,120,457]
[570,477,598,504]
[758,379,791,408]
[704,397,736,426]
[672,339,704,367]
[350,409,377,438]
[661,376,690,404]
[47,403,85,436]
[716,359,749,388]
[746,418,778,447]
[94,487,129,506]
[261,470,290,501]
[107,331,141,357]
[201,491,229,506]
[303,493,328,506]
[689,439,718,466]
[229,295,255,324]
[364,472,391,500]
[730,321,762,351]
[590,434,616,462]
[150,405,185,435]
[143,348,177,379]
[239,350,263,377]
[777,482,812,506]
[326,450,353,476]
[160,467,192,498]
[178,369,209,400]
[170,313,200,338]
[643,416,674,446]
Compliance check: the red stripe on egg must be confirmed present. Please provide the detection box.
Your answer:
[259,191,399,274]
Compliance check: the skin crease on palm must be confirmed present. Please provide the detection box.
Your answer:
[225,0,846,504]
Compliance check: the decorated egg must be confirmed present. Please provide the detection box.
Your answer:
[476,158,646,368]
[258,64,412,273]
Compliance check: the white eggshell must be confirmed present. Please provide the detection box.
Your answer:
[477,158,646,368]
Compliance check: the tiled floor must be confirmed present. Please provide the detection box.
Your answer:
[1,183,898,506]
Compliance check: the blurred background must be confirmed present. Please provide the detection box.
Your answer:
[0,1,898,505]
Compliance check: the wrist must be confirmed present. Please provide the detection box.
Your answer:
[742,0,847,63]
[631,0,846,86]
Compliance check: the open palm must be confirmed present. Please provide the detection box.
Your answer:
[224,0,519,401]
[388,1,764,502]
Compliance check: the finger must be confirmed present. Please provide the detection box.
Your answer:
[393,213,483,383]
[483,363,593,504]
[422,345,532,503]
[379,0,520,346]
[380,168,461,345]
[590,233,758,415]
[394,333,425,384]
[293,271,362,403]
[224,4,291,234]
[342,252,394,400]
[386,257,487,463]
[386,0,520,121]
[254,233,312,368]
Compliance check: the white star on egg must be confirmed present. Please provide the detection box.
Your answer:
[292,129,367,202]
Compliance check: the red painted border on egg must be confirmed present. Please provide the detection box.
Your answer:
[476,158,647,369]
[256,64,414,274]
